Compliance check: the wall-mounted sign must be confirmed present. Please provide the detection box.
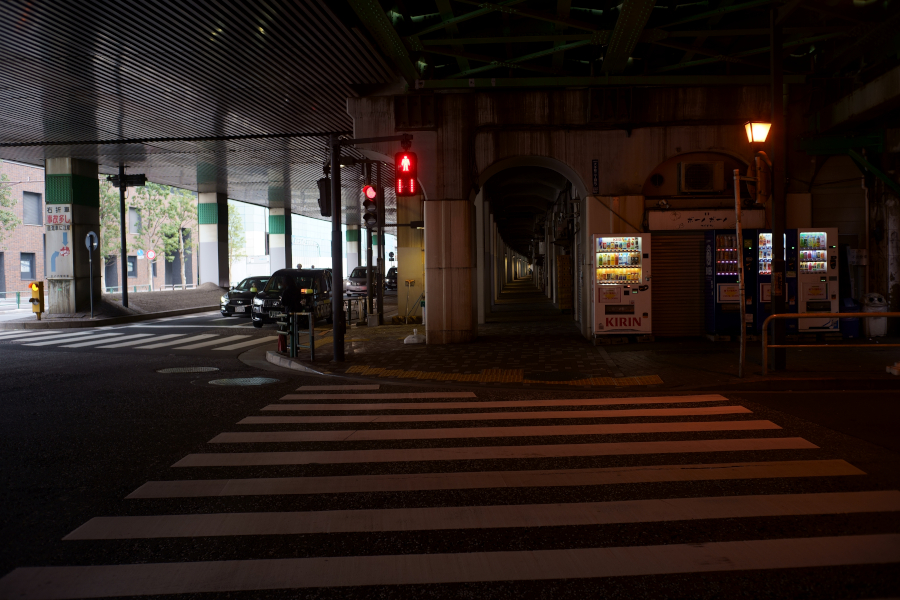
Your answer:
[45,204,72,231]
[591,159,599,195]
[649,209,765,231]
[717,283,741,303]
[760,283,771,303]
[597,286,622,304]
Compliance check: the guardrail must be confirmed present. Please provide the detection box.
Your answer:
[274,311,315,360]
[762,312,900,375]
[0,291,22,309]
[104,284,197,293]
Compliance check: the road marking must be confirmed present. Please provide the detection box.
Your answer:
[58,334,131,348]
[213,336,278,351]
[97,334,184,348]
[174,437,817,467]
[0,330,66,341]
[279,392,477,400]
[23,331,103,346]
[65,490,900,539]
[264,394,729,411]
[242,406,751,424]
[135,334,218,349]
[210,420,782,444]
[7,534,897,597]
[295,384,381,391]
[129,459,865,499]
[173,335,249,350]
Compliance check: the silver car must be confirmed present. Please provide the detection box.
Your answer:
[344,266,380,296]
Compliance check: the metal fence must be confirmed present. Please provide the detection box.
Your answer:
[0,291,23,309]
[103,284,197,293]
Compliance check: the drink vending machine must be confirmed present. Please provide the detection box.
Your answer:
[704,230,756,337]
[755,230,798,334]
[592,234,652,335]
[797,228,839,331]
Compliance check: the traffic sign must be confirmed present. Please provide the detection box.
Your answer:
[85,231,98,252]
[147,250,156,260]
[136,249,145,259]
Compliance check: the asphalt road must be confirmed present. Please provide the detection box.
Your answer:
[0,340,898,598]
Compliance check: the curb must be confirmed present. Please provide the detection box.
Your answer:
[265,351,331,375]
[0,305,220,330]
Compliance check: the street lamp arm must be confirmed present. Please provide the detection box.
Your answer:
[755,150,773,168]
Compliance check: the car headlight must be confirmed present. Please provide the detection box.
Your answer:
[221,295,228,303]
[253,298,263,306]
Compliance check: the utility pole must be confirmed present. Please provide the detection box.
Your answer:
[329,135,345,361]
[770,9,787,370]
[119,165,128,308]
[376,161,385,325]
[364,162,374,318]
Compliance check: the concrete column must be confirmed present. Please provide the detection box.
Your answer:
[346,225,361,271]
[198,192,228,287]
[425,94,477,344]
[44,158,100,314]
[268,207,292,272]
[475,188,485,325]
[397,193,425,321]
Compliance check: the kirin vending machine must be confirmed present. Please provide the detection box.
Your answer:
[797,228,839,332]
[592,234,652,335]
[704,230,755,337]
[755,230,798,334]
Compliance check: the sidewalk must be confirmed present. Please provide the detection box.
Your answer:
[0,284,225,329]
[270,278,900,391]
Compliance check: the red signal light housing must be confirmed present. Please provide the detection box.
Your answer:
[363,184,377,200]
[394,152,418,197]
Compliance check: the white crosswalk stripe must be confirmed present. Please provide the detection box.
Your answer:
[2,328,277,353]
[172,335,249,349]
[212,336,278,350]
[2,389,897,598]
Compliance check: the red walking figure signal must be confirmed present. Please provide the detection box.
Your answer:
[394,152,418,196]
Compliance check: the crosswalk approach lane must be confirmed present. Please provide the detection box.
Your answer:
[2,387,898,598]
[0,328,276,353]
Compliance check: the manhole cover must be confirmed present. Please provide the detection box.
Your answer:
[209,377,279,386]
[157,367,220,373]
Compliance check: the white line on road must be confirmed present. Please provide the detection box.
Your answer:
[264,394,729,411]
[59,333,129,348]
[210,420,782,443]
[173,335,248,350]
[135,334,218,349]
[213,336,278,351]
[174,437,817,467]
[23,331,104,346]
[279,392,478,400]
[241,406,751,424]
[295,384,381,391]
[65,490,900,539]
[7,534,897,597]
[0,330,65,341]
[96,334,183,348]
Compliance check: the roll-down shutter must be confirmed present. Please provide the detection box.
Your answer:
[651,232,705,337]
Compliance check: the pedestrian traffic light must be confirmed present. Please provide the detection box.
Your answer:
[394,152,418,196]
[29,281,44,320]
[316,177,331,217]
[362,184,379,229]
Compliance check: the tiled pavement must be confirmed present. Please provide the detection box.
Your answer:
[285,278,899,390]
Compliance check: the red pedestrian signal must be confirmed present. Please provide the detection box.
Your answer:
[394,152,418,196]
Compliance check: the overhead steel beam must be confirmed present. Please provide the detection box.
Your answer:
[661,0,776,29]
[602,0,658,74]
[418,74,807,89]
[433,0,470,72]
[412,0,528,37]
[452,0,601,32]
[849,149,900,197]
[446,39,596,78]
[654,32,846,74]
[415,28,845,45]
[552,0,573,72]
[424,47,560,75]
[676,0,736,65]
[348,0,420,84]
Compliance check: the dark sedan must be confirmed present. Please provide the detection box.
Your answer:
[251,269,333,328]
[385,266,397,291]
[220,277,269,317]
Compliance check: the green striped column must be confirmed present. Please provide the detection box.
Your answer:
[198,192,228,287]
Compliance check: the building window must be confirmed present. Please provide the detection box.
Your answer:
[23,192,42,225]
[20,252,35,280]
[129,207,141,233]
[151,261,157,278]
[127,256,138,278]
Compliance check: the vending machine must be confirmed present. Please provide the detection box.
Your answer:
[797,228,839,332]
[592,234,651,335]
[755,230,798,334]
[704,230,756,337]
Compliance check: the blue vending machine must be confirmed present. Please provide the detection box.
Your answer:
[755,229,798,334]
[704,230,756,338]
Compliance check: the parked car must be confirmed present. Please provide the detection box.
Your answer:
[385,266,397,291]
[251,269,333,328]
[344,266,380,296]
[220,277,270,317]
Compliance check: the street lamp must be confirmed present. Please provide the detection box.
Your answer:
[744,120,771,144]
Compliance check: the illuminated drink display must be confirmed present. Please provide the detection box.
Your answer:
[592,234,652,335]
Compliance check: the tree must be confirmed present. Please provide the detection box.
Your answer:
[165,188,197,288]
[227,202,246,284]
[98,178,124,290]
[129,183,171,291]
[0,172,22,250]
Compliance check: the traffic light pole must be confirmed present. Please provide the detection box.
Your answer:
[119,164,128,308]
[329,135,345,362]
[770,9,787,370]
[376,162,385,325]
[364,162,374,317]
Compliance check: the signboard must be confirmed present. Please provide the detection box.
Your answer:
[147,250,156,260]
[648,209,765,231]
[45,204,72,231]
[760,283,771,303]
[597,286,622,304]
[717,283,741,303]
[804,282,827,300]
[591,159,599,194]
[137,249,145,260]
[46,204,73,278]
[85,231,98,252]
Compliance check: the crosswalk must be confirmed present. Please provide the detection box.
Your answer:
[0,328,277,353]
[1,388,898,597]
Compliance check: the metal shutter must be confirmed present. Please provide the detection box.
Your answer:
[651,232,705,337]
[23,192,41,225]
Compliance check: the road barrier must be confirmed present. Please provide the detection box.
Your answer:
[0,291,22,309]
[276,311,315,360]
[762,312,900,375]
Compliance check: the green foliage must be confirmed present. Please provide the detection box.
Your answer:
[99,178,123,264]
[0,172,22,250]
[164,187,198,287]
[130,183,172,289]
